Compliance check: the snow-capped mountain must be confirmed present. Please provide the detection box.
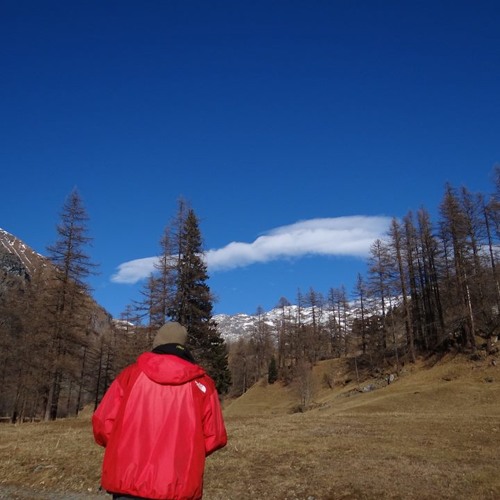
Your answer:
[0,227,46,283]
[213,312,266,342]
[214,304,343,343]
[214,299,392,342]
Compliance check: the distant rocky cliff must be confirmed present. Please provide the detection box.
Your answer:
[0,228,44,276]
[0,228,41,293]
[0,248,30,280]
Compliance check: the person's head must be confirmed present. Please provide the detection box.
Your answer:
[152,322,188,349]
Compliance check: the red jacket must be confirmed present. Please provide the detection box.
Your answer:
[92,352,227,500]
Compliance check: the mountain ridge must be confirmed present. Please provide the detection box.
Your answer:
[213,302,357,343]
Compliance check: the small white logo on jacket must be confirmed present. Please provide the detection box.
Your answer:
[195,380,207,393]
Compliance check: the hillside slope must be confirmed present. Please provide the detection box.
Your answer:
[224,352,500,418]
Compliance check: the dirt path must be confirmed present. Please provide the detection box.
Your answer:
[0,485,108,499]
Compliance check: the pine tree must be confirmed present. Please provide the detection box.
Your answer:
[170,207,231,393]
[268,355,278,384]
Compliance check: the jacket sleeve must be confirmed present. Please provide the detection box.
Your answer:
[201,376,228,456]
[92,365,134,447]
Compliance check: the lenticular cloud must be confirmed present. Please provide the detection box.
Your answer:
[111,216,391,284]
[205,216,391,271]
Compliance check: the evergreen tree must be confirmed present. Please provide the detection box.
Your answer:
[170,207,231,393]
[268,355,278,384]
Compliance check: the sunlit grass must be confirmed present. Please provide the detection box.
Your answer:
[1,354,499,499]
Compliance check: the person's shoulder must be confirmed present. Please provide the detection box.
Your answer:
[199,372,218,393]
[116,360,141,386]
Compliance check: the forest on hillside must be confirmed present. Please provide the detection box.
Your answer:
[1,169,499,421]
[228,170,500,401]
[0,196,229,422]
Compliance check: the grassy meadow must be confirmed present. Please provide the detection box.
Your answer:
[1,353,499,499]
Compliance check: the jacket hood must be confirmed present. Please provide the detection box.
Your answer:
[137,352,205,385]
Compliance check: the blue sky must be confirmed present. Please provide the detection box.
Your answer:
[1,1,499,318]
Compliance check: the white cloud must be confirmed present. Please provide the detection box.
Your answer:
[111,216,391,284]
[111,256,158,284]
[205,216,391,270]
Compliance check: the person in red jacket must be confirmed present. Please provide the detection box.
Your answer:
[92,322,227,500]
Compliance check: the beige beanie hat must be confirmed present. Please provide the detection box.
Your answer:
[153,322,188,348]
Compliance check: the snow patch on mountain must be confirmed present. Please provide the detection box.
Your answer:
[214,304,338,343]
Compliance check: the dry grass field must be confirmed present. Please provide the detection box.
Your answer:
[1,352,499,499]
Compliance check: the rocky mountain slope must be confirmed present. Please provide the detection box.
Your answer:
[0,228,45,274]
[0,227,46,294]
[0,227,111,335]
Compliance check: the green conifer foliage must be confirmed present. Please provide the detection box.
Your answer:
[268,355,278,384]
[170,208,231,393]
